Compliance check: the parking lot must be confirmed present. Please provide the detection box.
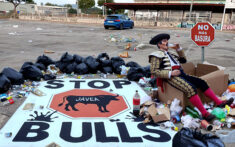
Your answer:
[0,19,235,78]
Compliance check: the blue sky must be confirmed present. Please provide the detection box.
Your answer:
[34,0,134,5]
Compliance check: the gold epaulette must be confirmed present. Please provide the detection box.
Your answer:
[148,51,165,62]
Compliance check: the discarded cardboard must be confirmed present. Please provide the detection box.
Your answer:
[158,62,229,108]
[119,51,129,58]
[148,104,170,123]
[23,103,35,110]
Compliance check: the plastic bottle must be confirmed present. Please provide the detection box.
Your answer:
[185,106,200,118]
[31,88,46,96]
[133,90,140,116]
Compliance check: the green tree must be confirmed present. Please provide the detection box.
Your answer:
[64,4,72,8]
[68,8,77,14]
[78,0,95,14]
[45,2,58,6]
[97,0,113,7]
[6,0,34,18]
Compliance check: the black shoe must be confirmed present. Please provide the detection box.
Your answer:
[217,98,234,108]
[203,113,216,122]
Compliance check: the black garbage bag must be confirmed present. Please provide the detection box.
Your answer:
[36,54,55,67]
[20,62,34,71]
[2,67,24,85]
[102,66,113,74]
[111,57,125,74]
[84,56,100,73]
[35,63,46,71]
[43,74,56,81]
[97,53,109,61]
[60,52,74,63]
[126,61,141,68]
[75,63,89,75]
[55,61,69,73]
[149,77,157,88]
[0,73,11,94]
[73,54,84,64]
[127,67,145,81]
[143,65,151,78]
[65,62,77,74]
[20,63,43,81]
[173,128,225,147]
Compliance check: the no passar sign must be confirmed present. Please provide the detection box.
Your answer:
[191,22,215,46]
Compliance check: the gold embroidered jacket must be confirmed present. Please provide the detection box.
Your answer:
[149,50,187,79]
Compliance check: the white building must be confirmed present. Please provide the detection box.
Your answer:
[0,1,67,16]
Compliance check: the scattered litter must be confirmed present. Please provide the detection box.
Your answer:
[36,28,43,31]
[8,32,17,35]
[119,51,129,58]
[201,120,213,131]
[13,25,18,28]
[46,142,61,147]
[44,50,55,54]
[28,40,32,43]
[5,132,12,138]
[23,103,35,110]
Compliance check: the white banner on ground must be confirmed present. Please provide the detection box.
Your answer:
[0,78,176,147]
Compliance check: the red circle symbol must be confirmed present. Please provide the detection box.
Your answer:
[191,22,215,46]
[49,89,129,118]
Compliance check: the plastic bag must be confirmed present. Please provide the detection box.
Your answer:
[102,66,113,74]
[36,54,55,67]
[111,57,125,74]
[20,62,43,81]
[35,63,46,71]
[73,54,84,64]
[127,67,144,81]
[126,61,141,68]
[142,65,151,78]
[0,73,11,94]
[2,67,24,85]
[75,63,89,75]
[55,61,69,73]
[84,56,100,73]
[43,74,56,81]
[60,52,74,63]
[65,62,77,74]
[173,127,225,147]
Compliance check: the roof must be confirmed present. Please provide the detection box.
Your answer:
[104,3,231,13]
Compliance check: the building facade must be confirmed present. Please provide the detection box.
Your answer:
[0,2,67,16]
[131,0,234,24]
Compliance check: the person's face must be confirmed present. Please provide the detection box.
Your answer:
[158,39,168,51]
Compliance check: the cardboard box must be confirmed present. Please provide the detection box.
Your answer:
[148,104,170,123]
[158,62,229,108]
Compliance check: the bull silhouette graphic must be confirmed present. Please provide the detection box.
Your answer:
[58,95,119,112]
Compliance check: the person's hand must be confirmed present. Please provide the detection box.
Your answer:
[171,70,181,76]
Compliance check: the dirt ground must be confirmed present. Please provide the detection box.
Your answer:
[0,19,235,146]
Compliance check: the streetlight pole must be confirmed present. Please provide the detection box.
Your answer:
[189,0,194,21]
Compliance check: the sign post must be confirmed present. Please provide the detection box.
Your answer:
[191,22,215,63]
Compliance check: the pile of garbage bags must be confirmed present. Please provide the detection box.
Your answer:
[0,52,151,94]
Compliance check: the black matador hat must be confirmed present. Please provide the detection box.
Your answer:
[149,33,170,45]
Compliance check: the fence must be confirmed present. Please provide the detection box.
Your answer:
[18,14,235,30]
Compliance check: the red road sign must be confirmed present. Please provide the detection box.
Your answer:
[191,22,215,46]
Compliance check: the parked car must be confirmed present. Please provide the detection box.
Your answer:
[104,14,134,30]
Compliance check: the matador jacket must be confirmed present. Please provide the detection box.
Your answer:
[149,49,187,91]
